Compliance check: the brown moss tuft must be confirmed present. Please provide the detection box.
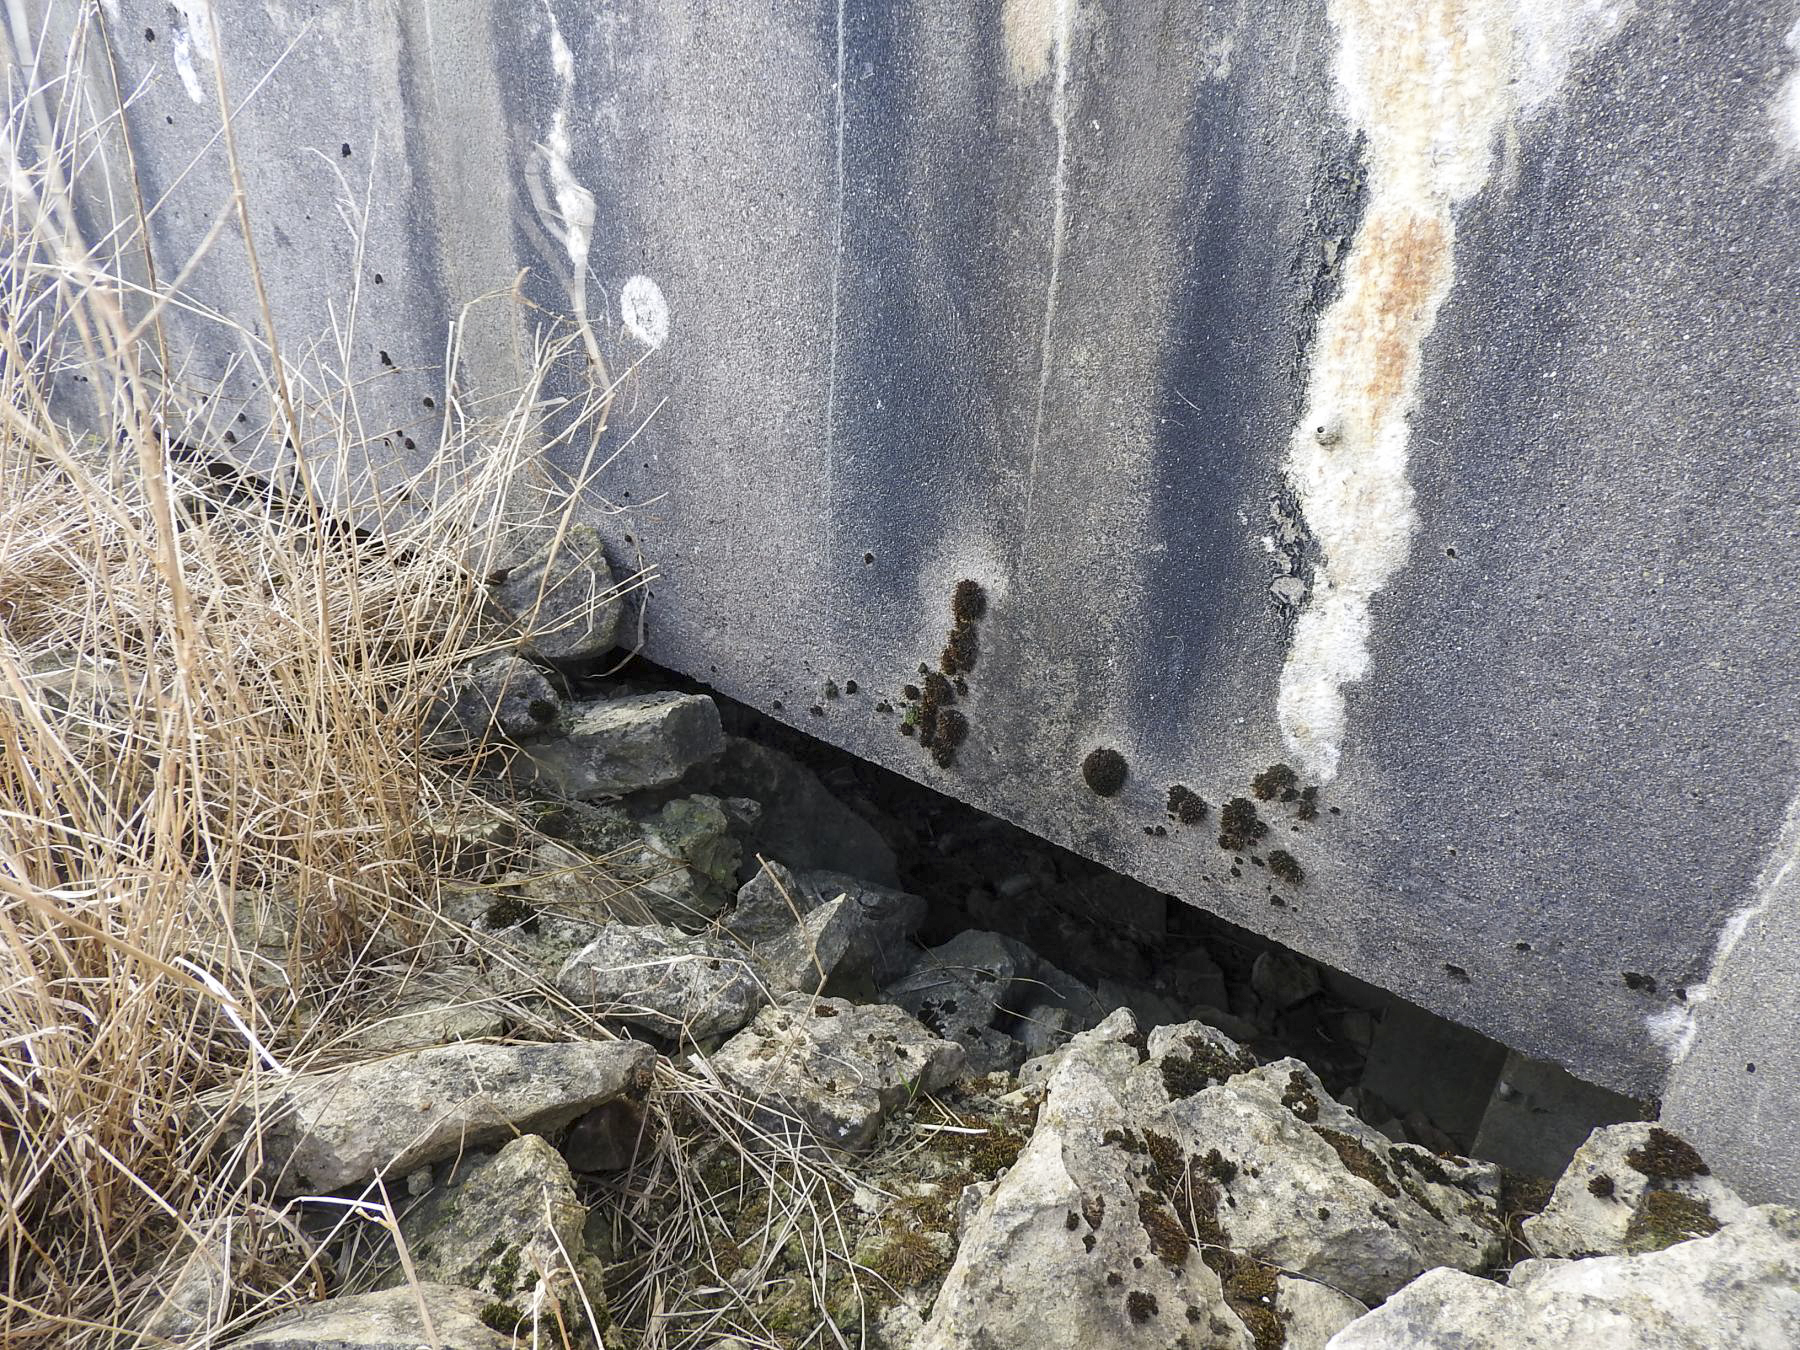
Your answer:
[1281,1070,1320,1123]
[1625,1128,1710,1181]
[1588,1173,1617,1199]
[1137,1191,1192,1267]
[1160,1034,1255,1099]
[1166,784,1209,825]
[1314,1126,1400,1198]
[1082,747,1128,797]
[1251,763,1299,802]
[1218,798,1267,852]
[952,578,988,624]
[1267,850,1304,885]
[1126,1289,1159,1324]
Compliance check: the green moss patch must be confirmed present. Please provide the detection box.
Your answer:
[1624,1190,1721,1253]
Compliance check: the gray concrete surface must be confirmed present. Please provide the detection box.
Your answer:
[23,3,1800,1193]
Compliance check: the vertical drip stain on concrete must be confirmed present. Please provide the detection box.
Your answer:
[1007,0,1076,545]
[1277,1,1629,782]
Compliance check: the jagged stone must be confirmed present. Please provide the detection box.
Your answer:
[556,923,765,1041]
[488,522,622,664]
[425,654,561,752]
[1328,1205,1800,1349]
[215,1039,653,1195]
[221,1285,513,1349]
[351,970,506,1052]
[382,1135,607,1336]
[1523,1122,1749,1259]
[922,1010,1504,1347]
[712,995,965,1151]
[521,691,723,798]
[681,736,899,885]
[730,864,927,992]
[884,930,1035,1073]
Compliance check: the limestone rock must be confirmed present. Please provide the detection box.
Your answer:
[351,969,506,1052]
[730,864,928,992]
[385,1135,606,1336]
[634,794,742,921]
[425,654,560,752]
[556,923,765,1041]
[883,930,1035,1074]
[1523,1122,1749,1259]
[217,1039,653,1195]
[1327,1205,1800,1349]
[1251,950,1322,1013]
[222,1285,512,1349]
[522,691,723,798]
[712,995,965,1150]
[1277,1275,1365,1350]
[681,736,899,885]
[488,522,622,664]
[922,1010,1503,1348]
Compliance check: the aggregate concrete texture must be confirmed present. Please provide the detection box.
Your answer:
[31,3,1800,1193]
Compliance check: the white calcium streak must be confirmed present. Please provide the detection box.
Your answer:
[1278,1,1631,782]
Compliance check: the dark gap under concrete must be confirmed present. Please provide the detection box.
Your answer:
[589,656,1645,1177]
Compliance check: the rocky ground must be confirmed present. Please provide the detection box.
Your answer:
[159,648,1800,1349]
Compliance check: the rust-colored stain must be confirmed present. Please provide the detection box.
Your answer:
[1324,207,1450,434]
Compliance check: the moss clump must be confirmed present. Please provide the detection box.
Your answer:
[1137,1191,1192,1267]
[902,683,922,701]
[865,1225,951,1288]
[483,893,538,933]
[1201,1149,1239,1185]
[1082,747,1127,796]
[487,1242,522,1299]
[1166,784,1209,825]
[1314,1127,1400,1198]
[1126,1289,1159,1324]
[1206,1251,1285,1350]
[932,707,969,769]
[952,578,987,624]
[1281,1070,1320,1123]
[1623,1190,1721,1253]
[1267,850,1304,885]
[1251,763,1300,801]
[1160,1034,1255,1099]
[1588,1173,1617,1199]
[1296,785,1320,821]
[1625,1128,1710,1181]
[1143,1130,1186,1193]
[478,1302,523,1334]
[1218,798,1267,851]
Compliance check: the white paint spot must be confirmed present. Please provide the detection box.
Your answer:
[168,0,220,107]
[620,275,670,348]
[1276,2,1635,782]
[1775,19,1800,156]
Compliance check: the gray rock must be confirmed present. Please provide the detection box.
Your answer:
[1164,946,1231,1012]
[728,863,927,989]
[682,737,899,885]
[712,995,965,1151]
[522,691,723,798]
[555,923,766,1041]
[1251,950,1323,1013]
[1327,1205,1800,1349]
[216,1039,653,1195]
[563,1098,648,1172]
[351,970,506,1052]
[384,1135,607,1335]
[1013,1002,1073,1060]
[1523,1123,1749,1259]
[221,1285,512,1349]
[139,1233,230,1344]
[488,522,622,664]
[884,931,1034,1073]
[724,860,816,946]
[425,654,560,752]
[634,794,742,921]
[1278,1275,1365,1350]
[752,898,858,995]
[922,1010,1504,1348]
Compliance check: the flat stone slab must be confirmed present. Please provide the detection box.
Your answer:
[216,1039,653,1195]
[556,922,766,1041]
[222,1285,513,1349]
[521,691,723,797]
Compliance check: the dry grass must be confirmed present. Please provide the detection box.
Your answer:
[0,10,898,1350]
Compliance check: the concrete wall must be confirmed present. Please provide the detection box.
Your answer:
[31,2,1800,1194]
